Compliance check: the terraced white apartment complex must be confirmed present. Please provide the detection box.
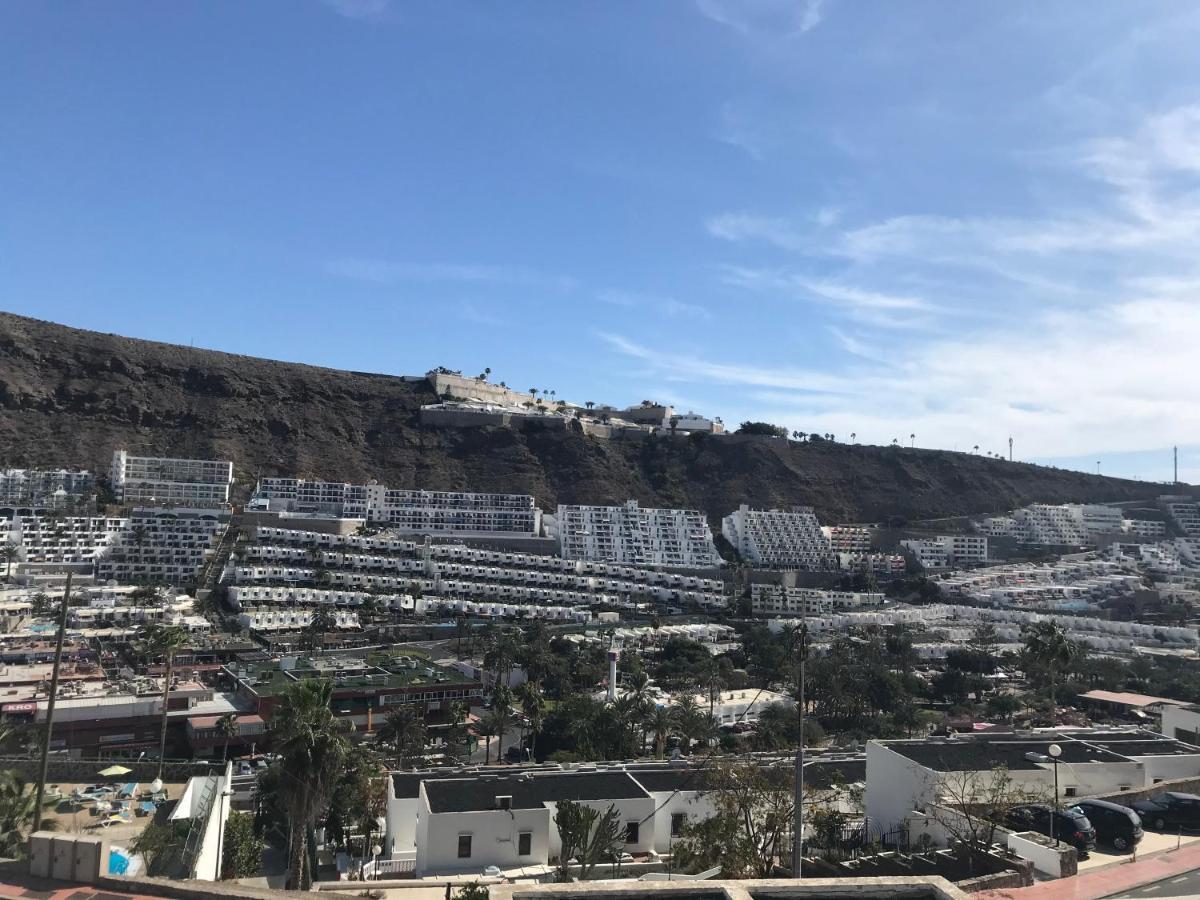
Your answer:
[721,504,834,570]
[3,510,226,583]
[901,534,988,570]
[0,468,94,508]
[232,525,728,611]
[252,478,541,537]
[978,503,1125,546]
[111,450,233,508]
[750,584,884,617]
[552,500,721,568]
[1163,496,1200,538]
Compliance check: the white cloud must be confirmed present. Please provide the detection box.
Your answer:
[325,258,577,291]
[696,0,825,37]
[597,290,713,321]
[320,0,392,22]
[600,295,1200,461]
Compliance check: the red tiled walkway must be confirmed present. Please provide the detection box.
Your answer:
[976,842,1200,899]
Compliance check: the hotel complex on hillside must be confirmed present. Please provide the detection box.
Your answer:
[111,449,234,508]
[721,504,834,570]
[251,478,542,537]
[551,500,722,568]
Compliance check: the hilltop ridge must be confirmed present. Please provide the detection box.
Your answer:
[0,311,1166,522]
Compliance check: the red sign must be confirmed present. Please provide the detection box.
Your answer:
[2,702,36,714]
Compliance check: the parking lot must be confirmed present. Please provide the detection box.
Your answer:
[1077,828,1200,872]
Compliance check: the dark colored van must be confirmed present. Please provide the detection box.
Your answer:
[1073,799,1143,851]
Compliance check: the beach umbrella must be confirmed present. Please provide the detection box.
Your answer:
[98,764,132,777]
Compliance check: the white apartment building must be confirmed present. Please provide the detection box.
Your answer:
[837,551,906,576]
[253,478,542,537]
[902,535,988,570]
[233,526,729,611]
[984,503,1127,547]
[938,558,1142,610]
[1162,497,1200,538]
[823,525,872,553]
[750,584,884,617]
[111,450,233,508]
[4,511,226,584]
[1123,518,1168,539]
[0,469,94,508]
[721,505,833,570]
[554,500,721,568]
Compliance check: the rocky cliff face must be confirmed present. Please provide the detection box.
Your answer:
[0,312,1160,521]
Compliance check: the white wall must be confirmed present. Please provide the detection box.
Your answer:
[385,791,419,859]
[417,805,550,876]
[647,790,713,854]
[1162,706,1200,742]
[1007,831,1073,878]
[865,743,933,831]
[1130,753,1200,785]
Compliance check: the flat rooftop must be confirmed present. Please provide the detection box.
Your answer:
[232,652,475,695]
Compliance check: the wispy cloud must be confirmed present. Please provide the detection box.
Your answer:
[600,294,1200,460]
[319,0,394,23]
[597,290,714,321]
[696,0,826,37]
[325,258,577,291]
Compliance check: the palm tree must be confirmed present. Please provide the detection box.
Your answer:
[517,682,546,761]
[145,623,189,783]
[585,401,595,411]
[216,712,239,762]
[910,433,916,447]
[850,432,856,443]
[475,713,499,765]
[973,444,980,454]
[489,686,514,762]
[0,543,18,582]
[272,679,350,889]
[646,706,676,759]
[376,706,427,768]
[1022,621,1078,723]
[0,771,56,857]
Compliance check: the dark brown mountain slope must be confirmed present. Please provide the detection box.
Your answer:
[0,312,1166,522]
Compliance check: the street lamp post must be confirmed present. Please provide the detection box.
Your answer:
[792,622,809,878]
[1048,744,1062,846]
[371,844,382,881]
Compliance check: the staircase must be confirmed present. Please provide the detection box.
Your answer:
[197,518,241,600]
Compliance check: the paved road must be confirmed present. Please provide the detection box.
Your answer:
[1108,867,1200,898]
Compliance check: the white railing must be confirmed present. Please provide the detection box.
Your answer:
[360,856,416,879]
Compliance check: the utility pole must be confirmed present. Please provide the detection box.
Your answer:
[791,618,809,878]
[1175,446,1179,485]
[1008,436,1013,462]
[33,572,72,833]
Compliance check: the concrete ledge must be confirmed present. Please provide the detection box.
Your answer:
[492,876,970,900]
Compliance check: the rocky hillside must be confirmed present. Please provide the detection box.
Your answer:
[0,312,1167,522]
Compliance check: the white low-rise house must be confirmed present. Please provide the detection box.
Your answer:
[866,729,1200,837]
[413,770,657,876]
[687,688,795,726]
[722,505,833,570]
[111,450,233,509]
[237,606,360,632]
[554,501,721,569]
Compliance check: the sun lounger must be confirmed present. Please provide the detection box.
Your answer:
[118,782,138,798]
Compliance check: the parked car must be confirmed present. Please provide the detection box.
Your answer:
[1073,799,1143,851]
[1004,804,1096,855]
[1130,792,1200,832]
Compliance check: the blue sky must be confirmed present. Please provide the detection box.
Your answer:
[3,1,1198,483]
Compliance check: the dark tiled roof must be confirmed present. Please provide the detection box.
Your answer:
[424,771,650,813]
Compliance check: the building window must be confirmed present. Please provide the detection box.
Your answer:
[1064,786,1077,797]
[671,813,686,837]
[457,835,472,859]
[518,832,532,856]
[625,821,639,844]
